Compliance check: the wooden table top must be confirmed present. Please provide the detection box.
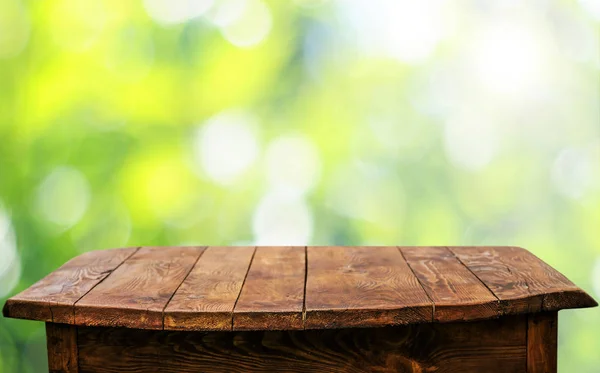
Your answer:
[3,246,596,331]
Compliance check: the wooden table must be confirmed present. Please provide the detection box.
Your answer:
[3,246,597,373]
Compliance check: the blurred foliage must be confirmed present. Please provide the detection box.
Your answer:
[1,0,599,371]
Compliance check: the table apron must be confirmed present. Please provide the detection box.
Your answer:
[45,312,557,373]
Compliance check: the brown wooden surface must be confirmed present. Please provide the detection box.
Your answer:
[233,246,305,331]
[75,246,204,329]
[4,246,597,331]
[527,312,557,373]
[46,323,78,373]
[401,246,501,322]
[2,247,138,323]
[164,246,255,331]
[450,246,597,315]
[304,246,432,328]
[77,315,527,373]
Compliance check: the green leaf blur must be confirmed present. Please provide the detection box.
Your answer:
[0,0,599,371]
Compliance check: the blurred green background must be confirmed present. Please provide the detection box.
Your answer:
[1,0,599,371]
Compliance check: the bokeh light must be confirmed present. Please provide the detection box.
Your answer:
[579,0,600,20]
[0,0,598,371]
[206,0,248,27]
[252,191,313,245]
[218,0,272,48]
[444,111,498,170]
[474,25,542,95]
[34,167,91,229]
[193,109,260,185]
[144,0,214,25]
[552,147,596,200]
[0,205,20,298]
[339,0,447,63]
[265,134,320,197]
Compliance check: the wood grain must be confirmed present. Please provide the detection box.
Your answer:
[450,246,598,314]
[75,246,204,329]
[46,323,78,373]
[77,315,527,373]
[400,246,501,322]
[527,312,557,373]
[2,248,138,324]
[233,246,305,331]
[164,246,255,331]
[4,246,597,331]
[305,246,432,329]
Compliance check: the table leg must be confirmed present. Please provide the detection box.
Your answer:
[527,312,558,373]
[46,323,78,373]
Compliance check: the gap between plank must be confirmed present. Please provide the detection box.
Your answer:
[397,247,436,322]
[446,246,503,306]
[231,246,257,331]
[71,247,141,323]
[302,246,308,329]
[160,246,207,330]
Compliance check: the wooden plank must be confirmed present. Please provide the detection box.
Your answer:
[75,246,204,329]
[77,315,527,373]
[304,246,432,329]
[2,248,138,324]
[527,312,557,373]
[400,246,501,322]
[450,246,598,314]
[164,246,255,331]
[5,245,597,332]
[46,323,78,373]
[233,246,305,330]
